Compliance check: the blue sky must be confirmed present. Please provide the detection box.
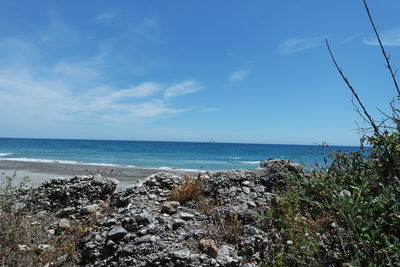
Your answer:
[0,0,399,145]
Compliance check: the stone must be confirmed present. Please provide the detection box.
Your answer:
[47,229,55,236]
[339,190,351,198]
[241,181,250,186]
[58,219,71,230]
[17,244,29,251]
[178,212,195,220]
[81,204,100,215]
[105,239,115,248]
[148,194,157,200]
[247,201,257,208]
[85,241,97,249]
[37,244,52,251]
[254,185,265,193]
[138,229,148,236]
[242,187,251,194]
[36,210,48,217]
[217,245,240,265]
[107,226,128,241]
[135,234,156,244]
[172,218,186,228]
[56,206,76,217]
[134,213,152,225]
[173,250,190,260]
[161,201,180,214]
[199,239,218,258]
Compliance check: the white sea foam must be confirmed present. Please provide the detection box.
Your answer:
[0,153,12,157]
[85,162,125,167]
[240,161,260,165]
[0,158,131,168]
[148,166,207,172]
[0,157,79,164]
[0,157,203,172]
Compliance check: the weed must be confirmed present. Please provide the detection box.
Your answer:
[170,173,203,204]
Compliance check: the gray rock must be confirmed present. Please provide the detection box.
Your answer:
[105,239,115,248]
[138,229,148,236]
[17,244,29,251]
[135,234,156,244]
[36,210,48,217]
[217,245,241,266]
[179,212,195,220]
[85,241,97,249]
[161,201,180,214]
[81,204,100,215]
[134,213,152,225]
[241,181,250,186]
[107,226,128,241]
[242,187,251,194]
[37,244,52,251]
[173,250,190,260]
[172,218,186,228]
[254,185,265,193]
[56,206,76,217]
[58,218,71,230]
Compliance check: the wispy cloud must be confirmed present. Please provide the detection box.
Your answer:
[339,34,359,45]
[96,10,118,21]
[0,30,202,123]
[164,80,202,98]
[0,69,198,121]
[107,82,161,100]
[364,26,400,46]
[278,36,325,55]
[229,69,249,82]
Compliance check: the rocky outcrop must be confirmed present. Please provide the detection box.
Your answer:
[14,159,305,266]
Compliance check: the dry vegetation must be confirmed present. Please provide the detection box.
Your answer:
[169,173,204,204]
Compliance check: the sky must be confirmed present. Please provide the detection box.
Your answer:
[0,0,399,146]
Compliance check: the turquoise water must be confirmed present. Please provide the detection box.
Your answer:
[0,138,359,171]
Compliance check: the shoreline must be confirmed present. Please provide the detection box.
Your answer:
[0,160,199,187]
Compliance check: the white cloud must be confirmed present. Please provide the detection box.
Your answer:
[107,82,161,100]
[129,100,187,118]
[96,11,118,21]
[0,71,193,122]
[0,18,205,127]
[278,36,325,55]
[164,80,202,98]
[229,69,249,82]
[364,26,400,46]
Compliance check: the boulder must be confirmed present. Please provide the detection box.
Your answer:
[107,226,128,241]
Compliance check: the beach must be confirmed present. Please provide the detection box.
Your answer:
[0,160,197,187]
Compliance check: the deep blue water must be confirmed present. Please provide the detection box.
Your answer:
[0,138,360,171]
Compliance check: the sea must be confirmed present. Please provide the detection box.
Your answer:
[0,138,360,171]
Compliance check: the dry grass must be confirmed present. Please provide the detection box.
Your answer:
[0,174,92,266]
[169,173,203,204]
[0,207,89,266]
[208,207,243,245]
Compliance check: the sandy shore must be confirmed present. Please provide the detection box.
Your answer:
[0,160,198,187]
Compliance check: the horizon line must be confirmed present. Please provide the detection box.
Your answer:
[0,136,360,148]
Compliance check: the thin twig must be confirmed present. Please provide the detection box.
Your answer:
[363,0,400,96]
[326,39,380,136]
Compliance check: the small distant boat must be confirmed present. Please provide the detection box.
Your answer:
[207,140,216,144]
